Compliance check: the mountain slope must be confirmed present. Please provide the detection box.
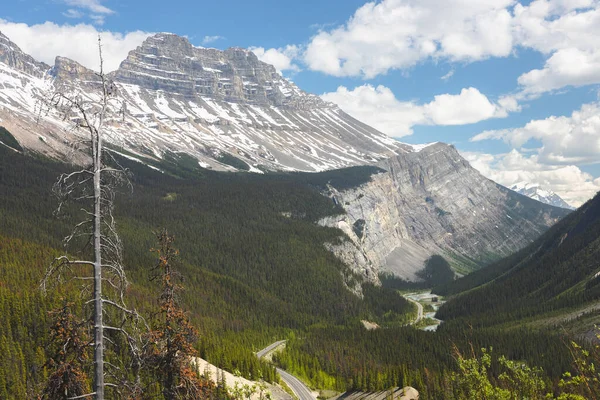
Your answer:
[510,182,575,210]
[436,190,600,330]
[320,143,570,280]
[0,32,411,171]
[0,32,571,282]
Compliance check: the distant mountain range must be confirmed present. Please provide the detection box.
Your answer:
[510,182,575,210]
[0,31,571,280]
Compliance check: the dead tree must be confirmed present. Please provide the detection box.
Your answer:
[146,230,215,399]
[40,36,144,400]
[42,301,91,400]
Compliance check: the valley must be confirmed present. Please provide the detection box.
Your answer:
[0,22,598,400]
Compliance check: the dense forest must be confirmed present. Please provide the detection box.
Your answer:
[0,142,410,397]
[273,324,577,398]
[1,130,599,399]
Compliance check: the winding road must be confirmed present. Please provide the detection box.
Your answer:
[257,341,316,400]
[405,295,424,324]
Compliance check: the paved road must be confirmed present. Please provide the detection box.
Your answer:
[256,340,286,359]
[404,296,424,324]
[275,367,315,400]
[257,341,315,400]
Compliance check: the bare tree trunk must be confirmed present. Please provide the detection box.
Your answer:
[93,130,104,399]
[93,35,107,400]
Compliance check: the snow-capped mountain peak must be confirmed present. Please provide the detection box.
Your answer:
[0,31,421,171]
[509,182,575,210]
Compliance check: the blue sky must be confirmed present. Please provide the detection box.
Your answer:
[1,0,599,205]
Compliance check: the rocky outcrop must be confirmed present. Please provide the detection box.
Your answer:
[322,143,570,280]
[334,387,419,400]
[52,56,101,86]
[0,31,49,78]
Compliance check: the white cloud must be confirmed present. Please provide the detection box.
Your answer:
[202,35,224,45]
[514,0,600,94]
[250,45,301,73]
[303,0,515,78]
[440,70,454,81]
[463,150,600,207]
[321,85,516,136]
[517,48,600,95]
[321,85,426,136]
[0,20,151,72]
[62,0,114,15]
[424,88,500,125]
[90,15,106,26]
[299,0,600,97]
[472,102,600,165]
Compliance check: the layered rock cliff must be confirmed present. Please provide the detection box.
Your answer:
[0,32,409,171]
[321,143,570,280]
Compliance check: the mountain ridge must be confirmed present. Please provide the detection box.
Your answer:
[0,31,414,172]
[436,189,600,334]
[320,142,570,280]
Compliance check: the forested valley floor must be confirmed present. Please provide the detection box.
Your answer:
[0,144,597,399]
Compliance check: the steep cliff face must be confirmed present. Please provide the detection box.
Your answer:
[321,143,570,281]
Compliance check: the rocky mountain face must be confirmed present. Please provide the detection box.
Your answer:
[510,182,575,210]
[321,143,570,281]
[0,32,49,78]
[0,32,409,171]
[0,31,569,281]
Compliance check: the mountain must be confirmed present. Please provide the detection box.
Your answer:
[436,190,600,335]
[510,181,575,210]
[0,31,571,281]
[320,143,570,280]
[0,31,411,171]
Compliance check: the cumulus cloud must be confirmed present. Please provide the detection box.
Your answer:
[299,0,600,97]
[0,20,151,72]
[463,150,600,207]
[321,85,516,136]
[517,48,600,95]
[250,45,301,73]
[423,88,501,125]
[303,0,515,78]
[321,85,427,136]
[514,0,600,94]
[472,102,600,165]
